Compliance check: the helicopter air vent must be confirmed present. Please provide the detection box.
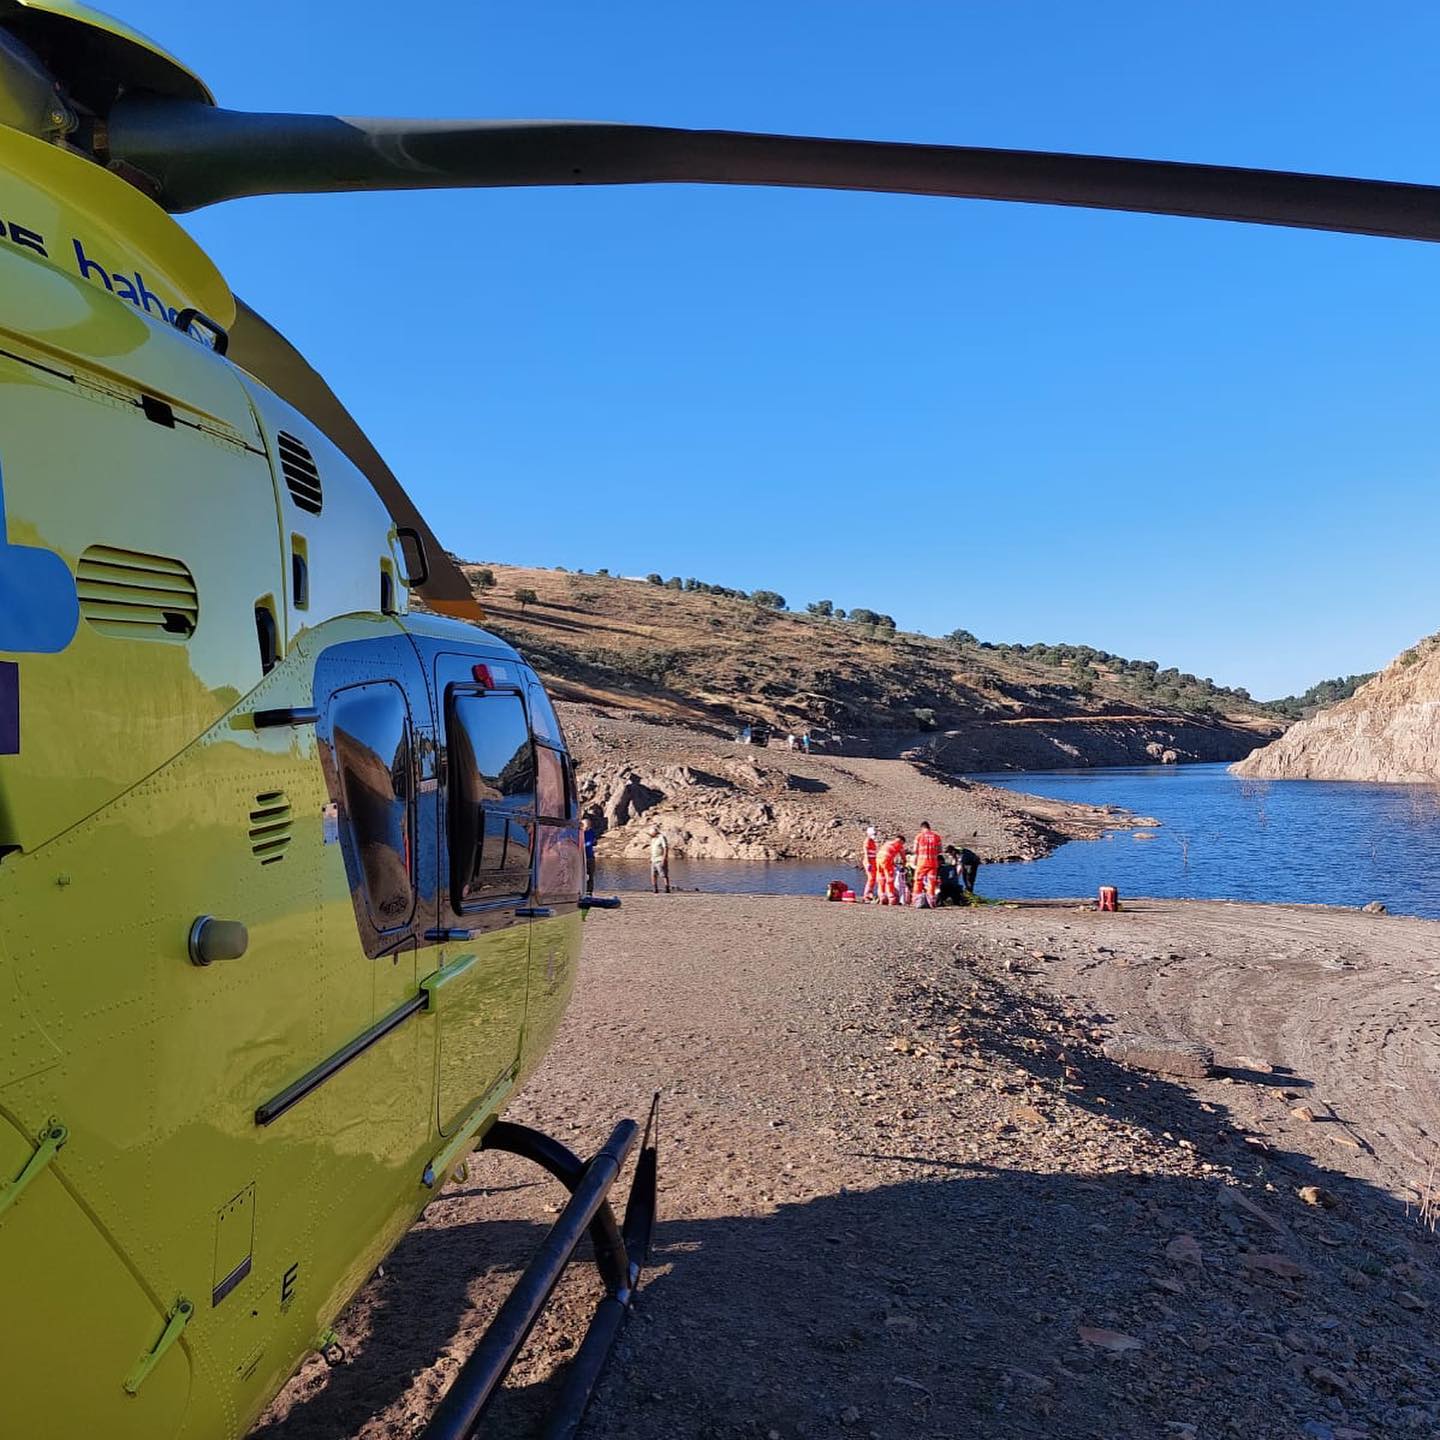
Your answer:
[75,545,198,640]
[249,792,293,865]
[276,432,323,514]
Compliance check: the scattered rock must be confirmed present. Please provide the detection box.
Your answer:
[1298,1185,1338,1209]
[1218,1188,1293,1239]
[1306,1365,1352,1398]
[1165,1233,1204,1267]
[1246,1252,1310,1280]
[1103,1034,1215,1078]
[1078,1326,1143,1353]
[1362,901,1388,915]
[1290,1105,1317,1122]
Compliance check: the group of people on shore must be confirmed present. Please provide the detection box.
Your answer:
[583,813,979,906]
[860,822,980,907]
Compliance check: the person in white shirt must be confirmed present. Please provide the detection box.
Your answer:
[649,826,670,893]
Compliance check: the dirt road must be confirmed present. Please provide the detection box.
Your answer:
[255,896,1440,1440]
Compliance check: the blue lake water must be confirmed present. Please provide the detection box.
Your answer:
[974,763,1440,918]
[596,764,1440,919]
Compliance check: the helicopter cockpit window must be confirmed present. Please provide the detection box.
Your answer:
[448,690,536,906]
[332,684,414,929]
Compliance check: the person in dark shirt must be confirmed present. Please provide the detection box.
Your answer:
[938,848,967,906]
[581,816,597,895]
[956,846,980,894]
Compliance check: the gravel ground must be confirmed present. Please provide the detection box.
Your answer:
[255,895,1440,1440]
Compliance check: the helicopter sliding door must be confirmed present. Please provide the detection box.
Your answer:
[308,632,433,1189]
[431,661,535,1135]
[517,680,585,1084]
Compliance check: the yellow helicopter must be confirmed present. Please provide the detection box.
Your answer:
[1,3,1435,1437]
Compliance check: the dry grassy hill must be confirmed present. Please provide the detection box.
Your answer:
[456,563,1282,769]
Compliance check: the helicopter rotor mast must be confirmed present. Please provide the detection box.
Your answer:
[107,97,1440,243]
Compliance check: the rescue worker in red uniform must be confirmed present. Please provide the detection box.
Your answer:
[912,819,942,908]
[878,833,906,905]
[861,825,880,902]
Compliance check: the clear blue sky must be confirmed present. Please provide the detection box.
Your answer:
[126,1,1440,698]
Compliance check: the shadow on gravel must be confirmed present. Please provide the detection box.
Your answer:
[601,972,1440,1439]
[255,974,1440,1440]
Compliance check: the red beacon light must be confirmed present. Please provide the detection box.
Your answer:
[471,664,494,689]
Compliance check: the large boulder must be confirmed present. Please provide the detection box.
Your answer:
[1103,1033,1215,1079]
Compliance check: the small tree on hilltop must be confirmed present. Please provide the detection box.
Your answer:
[947,628,977,646]
[849,607,880,626]
[807,599,835,618]
[645,573,663,585]
[750,590,786,609]
[514,587,539,613]
[473,567,497,592]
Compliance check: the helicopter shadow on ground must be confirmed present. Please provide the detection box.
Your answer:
[254,981,1440,1440]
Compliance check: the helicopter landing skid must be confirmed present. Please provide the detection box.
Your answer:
[421,1094,660,1440]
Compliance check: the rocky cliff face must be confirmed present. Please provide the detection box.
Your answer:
[1233,635,1440,782]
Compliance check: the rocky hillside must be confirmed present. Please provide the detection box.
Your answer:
[1234,633,1440,782]
[460,564,1284,770]
[561,703,1152,861]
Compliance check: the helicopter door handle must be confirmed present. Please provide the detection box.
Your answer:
[514,906,553,919]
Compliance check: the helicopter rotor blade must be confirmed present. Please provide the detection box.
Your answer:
[227,298,484,622]
[108,97,1440,242]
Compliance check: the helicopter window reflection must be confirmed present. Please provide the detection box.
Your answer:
[448,690,536,906]
[332,684,415,929]
[527,683,565,748]
[536,744,570,821]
